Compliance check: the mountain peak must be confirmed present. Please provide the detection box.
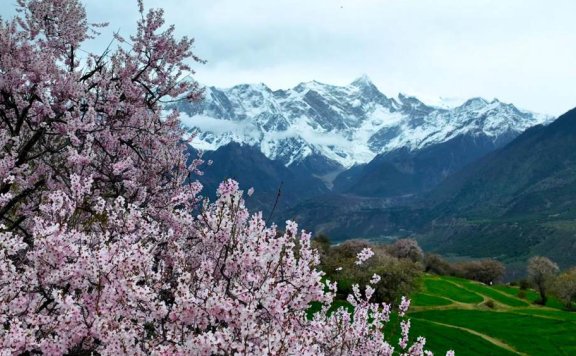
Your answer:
[351,74,374,88]
[397,93,414,101]
[229,82,272,93]
[293,80,331,93]
[460,97,489,109]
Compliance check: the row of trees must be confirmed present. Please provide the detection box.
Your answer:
[424,254,505,285]
[0,0,447,354]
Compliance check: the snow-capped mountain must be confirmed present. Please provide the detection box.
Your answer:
[176,76,552,170]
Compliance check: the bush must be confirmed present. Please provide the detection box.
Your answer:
[368,255,423,304]
[552,268,576,310]
[386,238,424,263]
[517,290,527,299]
[424,253,454,276]
[322,240,423,305]
[484,299,496,309]
[455,259,505,285]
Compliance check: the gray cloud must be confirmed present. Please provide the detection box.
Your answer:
[1,0,575,115]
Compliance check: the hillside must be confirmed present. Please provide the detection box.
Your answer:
[310,275,576,355]
[428,107,576,218]
[333,134,506,197]
[408,275,576,355]
[188,143,329,213]
[418,107,576,266]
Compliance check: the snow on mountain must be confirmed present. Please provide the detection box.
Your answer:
[409,94,467,110]
[176,77,553,169]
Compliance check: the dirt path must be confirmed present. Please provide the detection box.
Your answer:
[412,318,526,355]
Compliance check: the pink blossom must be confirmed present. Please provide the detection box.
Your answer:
[0,1,449,354]
[399,319,411,349]
[399,296,411,317]
[407,336,427,355]
[355,247,375,265]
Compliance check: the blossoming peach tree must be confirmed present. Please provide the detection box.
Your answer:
[0,0,452,354]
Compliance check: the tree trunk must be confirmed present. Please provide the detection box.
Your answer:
[538,285,547,305]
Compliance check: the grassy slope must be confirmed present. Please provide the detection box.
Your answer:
[410,275,576,355]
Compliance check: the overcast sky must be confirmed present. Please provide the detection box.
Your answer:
[2,0,576,115]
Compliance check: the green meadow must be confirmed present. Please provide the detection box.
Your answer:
[409,275,576,355]
[308,274,576,355]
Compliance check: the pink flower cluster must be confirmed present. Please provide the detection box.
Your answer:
[0,176,445,354]
[355,247,376,265]
[0,1,453,354]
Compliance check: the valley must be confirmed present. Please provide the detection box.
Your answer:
[180,78,576,269]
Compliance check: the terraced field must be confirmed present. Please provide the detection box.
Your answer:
[409,275,576,355]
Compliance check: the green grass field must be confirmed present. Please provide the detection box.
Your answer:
[409,275,576,355]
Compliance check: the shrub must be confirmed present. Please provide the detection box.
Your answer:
[552,268,576,310]
[424,253,455,276]
[322,240,423,305]
[456,259,506,285]
[386,238,424,263]
[370,255,423,304]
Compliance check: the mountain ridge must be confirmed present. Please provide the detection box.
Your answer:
[176,77,552,172]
